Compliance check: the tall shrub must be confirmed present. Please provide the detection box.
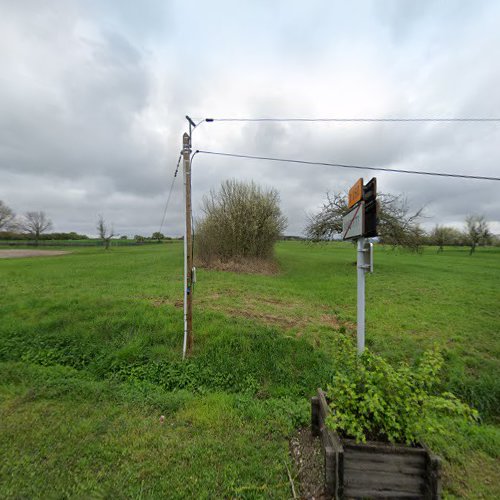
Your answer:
[196,179,287,263]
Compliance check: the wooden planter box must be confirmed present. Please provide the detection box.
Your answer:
[311,389,441,499]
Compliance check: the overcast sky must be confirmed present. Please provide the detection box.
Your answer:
[1,0,499,237]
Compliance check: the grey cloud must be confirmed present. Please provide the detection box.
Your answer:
[0,7,167,197]
[1,0,500,239]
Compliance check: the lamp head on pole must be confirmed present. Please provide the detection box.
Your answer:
[185,115,196,128]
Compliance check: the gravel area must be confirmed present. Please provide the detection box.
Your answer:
[290,428,329,499]
[0,250,70,259]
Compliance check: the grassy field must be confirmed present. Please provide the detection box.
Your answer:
[0,242,498,498]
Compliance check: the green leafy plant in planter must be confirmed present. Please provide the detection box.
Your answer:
[325,343,478,445]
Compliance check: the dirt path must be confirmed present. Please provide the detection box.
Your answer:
[0,250,70,259]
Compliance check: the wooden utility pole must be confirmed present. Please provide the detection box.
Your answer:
[182,132,193,357]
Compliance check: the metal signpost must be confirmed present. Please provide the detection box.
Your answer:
[342,178,377,354]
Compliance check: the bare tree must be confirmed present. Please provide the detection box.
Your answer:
[0,200,16,230]
[305,192,347,239]
[305,192,426,251]
[20,211,53,245]
[97,215,115,250]
[464,215,490,255]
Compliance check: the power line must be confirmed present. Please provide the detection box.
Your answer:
[158,153,182,234]
[195,149,500,182]
[201,117,500,123]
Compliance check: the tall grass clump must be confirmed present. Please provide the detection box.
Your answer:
[196,179,287,264]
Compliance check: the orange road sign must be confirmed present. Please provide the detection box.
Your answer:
[348,178,363,208]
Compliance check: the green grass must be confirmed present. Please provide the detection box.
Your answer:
[0,364,299,499]
[0,242,499,498]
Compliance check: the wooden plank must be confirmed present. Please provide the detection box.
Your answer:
[324,445,336,497]
[317,388,330,423]
[311,396,320,437]
[326,428,343,453]
[344,439,427,455]
[317,389,343,454]
[344,470,424,492]
[320,428,331,453]
[344,487,422,499]
[337,448,344,500]
[345,449,426,467]
[344,457,424,475]
[424,452,442,499]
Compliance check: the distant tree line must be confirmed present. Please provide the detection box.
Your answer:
[281,235,307,241]
[0,231,89,241]
[0,200,181,247]
[1,194,497,255]
[133,234,180,243]
[424,216,493,254]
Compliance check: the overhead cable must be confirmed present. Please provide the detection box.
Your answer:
[195,149,500,182]
[201,117,500,123]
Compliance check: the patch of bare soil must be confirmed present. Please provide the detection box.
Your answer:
[197,257,280,275]
[226,307,301,329]
[147,287,353,335]
[0,250,70,259]
[195,290,354,334]
[290,428,328,499]
[147,297,173,307]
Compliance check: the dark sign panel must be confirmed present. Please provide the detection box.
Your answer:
[363,177,378,237]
